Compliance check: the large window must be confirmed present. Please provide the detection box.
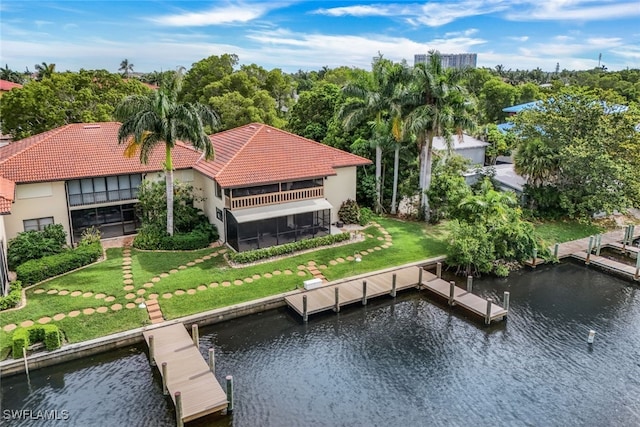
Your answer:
[67,174,142,207]
[23,217,54,231]
[70,203,139,242]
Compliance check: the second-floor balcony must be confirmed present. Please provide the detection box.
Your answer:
[227,186,324,210]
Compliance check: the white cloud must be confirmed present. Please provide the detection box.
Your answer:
[507,1,640,21]
[313,5,398,17]
[507,36,529,42]
[149,3,275,27]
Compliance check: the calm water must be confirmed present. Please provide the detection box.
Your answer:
[2,262,640,427]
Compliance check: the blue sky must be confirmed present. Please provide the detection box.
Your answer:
[1,1,639,74]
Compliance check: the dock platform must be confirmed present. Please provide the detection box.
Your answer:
[570,252,639,281]
[142,323,228,423]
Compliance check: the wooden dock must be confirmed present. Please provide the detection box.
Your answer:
[570,252,639,281]
[142,323,228,424]
[285,265,508,324]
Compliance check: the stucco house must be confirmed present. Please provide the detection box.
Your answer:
[432,133,489,166]
[0,122,371,270]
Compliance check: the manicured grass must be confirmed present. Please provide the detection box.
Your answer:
[534,220,606,244]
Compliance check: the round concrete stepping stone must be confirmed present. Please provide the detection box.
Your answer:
[123,285,134,291]
[151,277,161,283]
[263,273,272,278]
[125,293,136,300]
[297,265,306,270]
[170,269,179,274]
[143,283,154,288]
[38,317,52,324]
[252,274,261,280]
[95,293,106,299]
[46,289,58,295]
[374,246,382,251]
[202,255,211,260]
[82,292,93,298]
[111,304,123,311]
[82,308,95,315]
[53,313,65,321]
[123,279,134,285]
[175,290,185,296]
[96,307,108,314]
[210,282,219,288]
[211,251,219,257]
[360,251,368,256]
[381,229,389,234]
[221,281,231,287]
[382,244,389,249]
[367,234,374,238]
[20,320,34,327]
[58,290,69,296]
[337,258,345,263]
[122,260,131,266]
[187,262,196,267]
[197,285,207,291]
[272,270,282,275]
[218,249,227,254]
[187,289,197,295]
[148,293,159,300]
[123,273,133,279]
[297,271,306,277]
[69,310,81,317]
[160,273,169,278]
[162,293,172,299]
[104,296,115,302]
[34,289,45,294]
[244,277,253,283]
[233,280,243,286]
[126,303,136,309]
[378,236,385,241]
[135,298,144,304]
[367,248,375,253]
[136,289,146,295]
[194,259,204,263]
[3,324,17,332]
[70,291,82,297]
[307,261,316,266]
[318,265,327,270]
[386,242,393,246]
[346,256,354,261]
[329,260,338,265]
[178,265,187,270]
[122,256,132,261]
[284,270,293,275]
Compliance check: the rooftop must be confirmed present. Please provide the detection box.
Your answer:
[432,134,489,151]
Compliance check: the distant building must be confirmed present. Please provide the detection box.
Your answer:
[414,53,477,69]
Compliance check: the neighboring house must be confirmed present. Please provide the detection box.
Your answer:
[432,133,489,166]
[0,79,22,95]
[0,177,14,295]
[0,122,370,255]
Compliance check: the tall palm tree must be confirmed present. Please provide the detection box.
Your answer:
[34,62,55,81]
[403,51,474,220]
[115,68,220,236]
[119,59,134,78]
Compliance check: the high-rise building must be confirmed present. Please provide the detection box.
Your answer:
[414,53,477,69]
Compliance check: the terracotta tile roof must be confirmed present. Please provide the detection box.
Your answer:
[0,176,15,214]
[0,79,22,91]
[0,122,202,184]
[195,123,371,188]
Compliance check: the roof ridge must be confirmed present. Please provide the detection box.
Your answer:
[210,123,264,178]
[0,124,72,166]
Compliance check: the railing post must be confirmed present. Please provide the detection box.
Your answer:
[417,268,423,290]
[466,276,473,293]
[334,287,340,313]
[302,295,308,322]
[162,362,168,395]
[226,375,234,413]
[192,324,199,348]
[175,391,183,427]
[485,299,492,325]
[148,335,155,366]
[391,273,397,298]
[448,281,455,306]
[436,262,442,279]
[208,348,215,373]
[362,280,368,305]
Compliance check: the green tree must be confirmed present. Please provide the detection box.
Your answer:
[479,77,518,123]
[426,153,472,222]
[287,82,343,142]
[484,124,515,165]
[34,62,56,81]
[0,64,24,84]
[115,69,219,235]
[181,54,238,103]
[119,59,134,78]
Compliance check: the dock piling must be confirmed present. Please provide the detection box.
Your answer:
[532,249,537,267]
[595,234,602,256]
[586,236,594,264]
[503,291,510,314]
[630,225,636,246]
[418,268,423,290]
[466,276,473,293]
[623,226,629,251]
[554,243,559,258]
[149,335,155,366]
[162,362,168,395]
[334,287,340,312]
[635,253,640,280]
[208,348,215,373]
[448,281,455,306]
[362,280,368,305]
[226,375,234,413]
[588,330,596,344]
[485,299,492,325]
[391,273,397,298]
[302,295,308,322]
[22,347,29,376]
[192,324,199,348]
[175,391,183,427]
[436,262,442,279]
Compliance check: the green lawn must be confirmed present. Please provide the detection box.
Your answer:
[0,217,447,358]
[534,220,606,245]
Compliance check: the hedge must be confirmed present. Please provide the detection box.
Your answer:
[16,242,102,285]
[0,281,22,311]
[12,324,63,357]
[134,223,218,251]
[229,232,351,264]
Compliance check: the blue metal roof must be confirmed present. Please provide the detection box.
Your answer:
[502,101,540,113]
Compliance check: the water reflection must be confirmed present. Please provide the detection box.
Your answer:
[2,263,640,427]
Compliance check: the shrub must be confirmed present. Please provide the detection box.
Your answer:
[12,324,63,357]
[79,226,102,246]
[230,232,351,264]
[338,199,360,224]
[16,242,102,285]
[0,281,22,311]
[134,222,218,250]
[7,224,67,270]
[359,207,373,226]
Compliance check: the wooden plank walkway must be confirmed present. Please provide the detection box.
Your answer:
[605,241,640,255]
[285,265,508,324]
[570,252,639,281]
[142,323,228,423]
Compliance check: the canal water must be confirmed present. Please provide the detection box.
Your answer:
[2,262,640,427]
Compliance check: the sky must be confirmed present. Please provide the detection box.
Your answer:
[1,1,639,75]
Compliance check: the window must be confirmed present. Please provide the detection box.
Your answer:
[216,207,223,221]
[215,182,222,199]
[67,174,142,206]
[23,217,54,231]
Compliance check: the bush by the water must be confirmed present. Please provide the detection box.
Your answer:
[0,281,22,310]
[12,324,63,357]
[338,199,360,224]
[16,242,102,285]
[7,224,67,270]
[229,232,351,264]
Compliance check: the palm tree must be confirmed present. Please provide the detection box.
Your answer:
[114,68,220,236]
[34,62,55,81]
[403,51,474,220]
[119,59,134,78]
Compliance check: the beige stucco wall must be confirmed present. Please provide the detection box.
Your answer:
[5,182,71,243]
[324,166,358,224]
[193,171,226,243]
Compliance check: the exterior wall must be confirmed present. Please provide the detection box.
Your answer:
[5,182,71,244]
[193,171,226,243]
[324,166,358,224]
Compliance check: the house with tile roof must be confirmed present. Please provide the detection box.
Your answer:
[0,122,371,259]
